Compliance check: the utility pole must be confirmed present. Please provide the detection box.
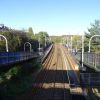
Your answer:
[38,37,40,52]
[44,35,46,47]
[70,35,73,52]
[82,34,84,68]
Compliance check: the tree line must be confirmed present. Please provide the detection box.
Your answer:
[1,19,100,53]
[0,25,51,52]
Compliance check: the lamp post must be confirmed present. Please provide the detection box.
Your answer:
[38,37,41,52]
[88,35,100,52]
[82,34,84,68]
[66,35,69,50]
[24,42,32,52]
[70,35,73,52]
[49,37,51,44]
[0,34,8,52]
[44,35,46,47]
[75,40,78,53]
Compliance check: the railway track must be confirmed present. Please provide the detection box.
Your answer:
[61,45,86,99]
[30,44,71,100]
[15,43,86,100]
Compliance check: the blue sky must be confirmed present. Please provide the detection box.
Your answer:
[0,0,100,35]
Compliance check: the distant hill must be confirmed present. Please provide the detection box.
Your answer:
[50,36,62,43]
[50,35,72,43]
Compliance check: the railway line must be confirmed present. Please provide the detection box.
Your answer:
[30,44,71,100]
[15,43,86,100]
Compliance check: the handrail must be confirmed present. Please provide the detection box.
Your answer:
[0,52,38,66]
[72,52,100,71]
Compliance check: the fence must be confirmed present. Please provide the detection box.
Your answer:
[72,52,100,71]
[0,52,38,66]
[80,73,100,87]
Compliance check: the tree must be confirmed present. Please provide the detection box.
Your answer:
[72,35,81,50]
[0,31,21,52]
[85,20,100,52]
[28,27,34,39]
[51,36,62,43]
[34,31,49,48]
[85,20,100,38]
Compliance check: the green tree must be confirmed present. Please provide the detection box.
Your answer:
[51,36,62,43]
[28,27,34,39]
[72,35,81,50]
[34,31,49,48]
[85,20,100,37]
[85,20,100,52]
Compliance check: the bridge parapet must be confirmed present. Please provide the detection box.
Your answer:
[80,73,100,87]
[72,52,100,71]
[0,52,38,66]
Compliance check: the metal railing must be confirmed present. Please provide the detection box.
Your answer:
[0,52,38,66]
[80,73,100,87]
[72,52,100,71]
[0,44,53,66]
[41,44,53,62]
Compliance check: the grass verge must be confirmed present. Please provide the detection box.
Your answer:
[0,59,41,100]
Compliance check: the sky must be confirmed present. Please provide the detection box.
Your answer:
[0,0,100,36]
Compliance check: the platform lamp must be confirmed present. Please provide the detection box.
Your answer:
[0,34,8,52]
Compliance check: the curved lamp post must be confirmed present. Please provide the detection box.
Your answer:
[44,35,46,47]
[70,35,72,52]
[88,35,100,52]
[0,34,8,52]
[24,42,32,52]
[82,34,84,68]
[38,37,41,52]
